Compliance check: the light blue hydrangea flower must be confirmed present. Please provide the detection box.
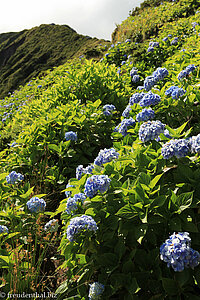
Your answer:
[27,197,46,213]
[44,219,59,232]
[165,86,186,99]
[136,108,155,122]
[89,282,105,300]
[188,134,200,153]
[6,171,24,184]
[178,64,196,80]
[139,120,165,142]
[94,148,119,166]
[66,215,98,242]
[161,139,190,159]
[160,232,200,272]
[130,67,138,77]
[122,105,132,118]
[139,91,161,107]
[132,75,140,83]
[0,225,9,234]
[65,131,77,141]
[76,165,94,180]
[103,104,116,116]
[129,92,145,105]
[66,193,86,214]
[65,183,75,198]
[84,175,111,198]
[114,117,135,136]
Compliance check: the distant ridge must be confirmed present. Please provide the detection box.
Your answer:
[0,24,108,97]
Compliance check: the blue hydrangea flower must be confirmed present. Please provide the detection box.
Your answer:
[147,46,155,53]
[132,75,140,83]
[121,61,126,66]
[103,104,116,116]
[165,86,186,99]
[144,76,157,91]
[130,67,138,77]
[122,105,131,118]
[27,197,46,213]
[136,108,155,122]
[66,215,98,242]
[65,183,75,198]
[6,171,24,184]
[171,38,178,45]
[152,68,169,81]
[185,64,196,74]
[114,117,135,136]
[161,139,190,159]
[177,70,188,81]
[66,193,86,214]
[125,39,131,43]
[139,91,161,107]
[129,92,145,105]
[44,219,59,232]
[65,131,77,141]
[0,225,9,234]
[76,165,94,180]
[89,282,105,300]
[160,232,200,272]
[84,175,111,198]
[94,148,119,166]
[188,134,200,153]
[163,37,168,42]
[192,22,199,28]
[139,120,165,142]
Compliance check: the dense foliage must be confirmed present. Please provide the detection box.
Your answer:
[0,0,200,299]
[0,24,109,98]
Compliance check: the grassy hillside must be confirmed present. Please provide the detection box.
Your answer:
[0,24,109,98]
[0,0,200,298]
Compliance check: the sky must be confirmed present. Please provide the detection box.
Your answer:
[0,0,144,40]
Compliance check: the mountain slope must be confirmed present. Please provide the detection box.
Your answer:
[0,24,108,98]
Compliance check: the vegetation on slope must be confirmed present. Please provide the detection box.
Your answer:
[0,0,200,298]
[0,24,109,98]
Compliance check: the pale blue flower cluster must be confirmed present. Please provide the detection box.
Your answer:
[122,105,132,118]
[44,219,59,232]
[130,67,138,77]
[103,104,116,116]
[65,131,77,141]
[6,171,24,184]
[136,108,155,122]
[192,22,199,28]
[147,41,159,52]
[132,75,140,83]
[139,91,161,107]
[163,37,168,42]
[84,175,111,198]
[144,68,169,91]
[161,139,190,159]
[76,165,94,180]
[26,197,46,213]
[65,183,75,198]
[171,37,178,45]
[178,64,196,80]
[0,225,9,234]
[188,134,200,153]
[160,232,200,272]
[89,282,105,300]
[66,215,98,242]
[165,86,186,99]
[129,92,145,105]
[66,193,86,214]
[114,117,135,136]
[94,148,119,166]
[139,120,165,142]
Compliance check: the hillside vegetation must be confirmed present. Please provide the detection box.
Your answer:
[0,24,108,98]
[0,0,200,299]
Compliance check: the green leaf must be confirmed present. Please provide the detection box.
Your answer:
[48,144,60,153]
[162,278,179,296]
[176,192,193,213]
[116,204,137,219]
[20,187,35,199]
[150,196,166,210]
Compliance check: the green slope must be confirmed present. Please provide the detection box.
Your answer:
[0,24,109,98]
[0,0,200,297]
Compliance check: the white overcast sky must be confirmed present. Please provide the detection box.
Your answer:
[0,0,144,40]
